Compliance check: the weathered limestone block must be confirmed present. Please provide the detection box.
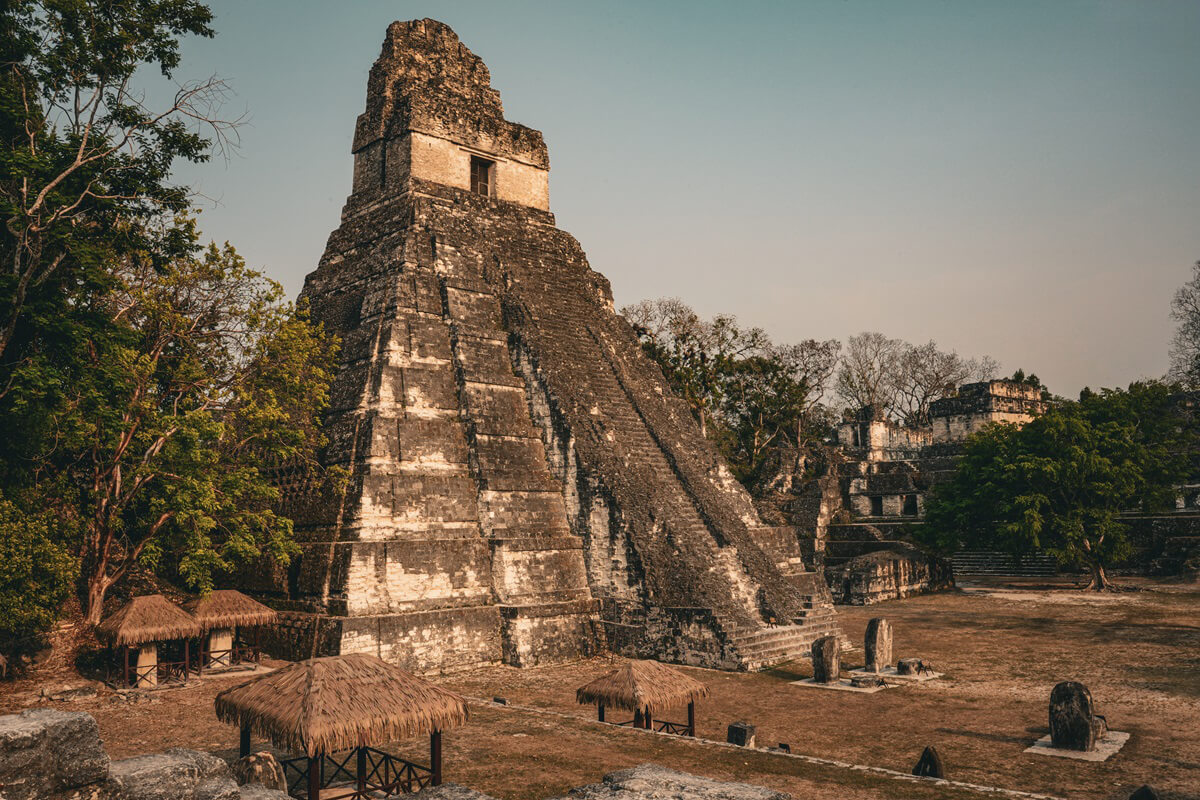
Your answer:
[810,636,840,683]
[864,618,892,673]
[1049,681,1107,751]
[896,657,922,676]
[829,546,953,605]
[555,764,791,800]
[0,709,109,799]
[412,786,500,800]
[104,748,233,800]
[235,787,292,800]
[105,753,236,800]
[230,752,286,791]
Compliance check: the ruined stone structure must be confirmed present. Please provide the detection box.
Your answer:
[264,19,841,673]
[798,380,1048,603]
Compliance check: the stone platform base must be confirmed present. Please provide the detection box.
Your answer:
[848,666,943,682]
[1023,731,1130,761]
[788,678,889,694]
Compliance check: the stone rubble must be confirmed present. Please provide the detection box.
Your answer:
[0,710,289,800]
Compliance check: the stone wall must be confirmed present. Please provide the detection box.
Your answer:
[259,19,842,672]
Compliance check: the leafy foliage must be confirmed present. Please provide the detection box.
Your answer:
[918,382,1192,588]
[622,298,840,484]
[0,497,77,647]
[1,222,338,623]
[0,0,234,362]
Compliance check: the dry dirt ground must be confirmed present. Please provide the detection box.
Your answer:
[2,578,1197,800]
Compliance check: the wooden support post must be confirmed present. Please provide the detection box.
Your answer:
[431,730,443,786]
[644,709,653,730]
[357,747,367,795]
[123,646,130,688]
[183,639,190,681]
[240,726,251,758]
[307,755,321,800]
[633,709,643,729]
[688,702,695,736]
[598,703,605,723]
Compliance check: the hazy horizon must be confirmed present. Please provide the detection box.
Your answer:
[162,1,1200,398]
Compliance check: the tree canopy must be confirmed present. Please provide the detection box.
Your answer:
[918,381,1192,589]
[622,297,840,485]
[0,1,335,643]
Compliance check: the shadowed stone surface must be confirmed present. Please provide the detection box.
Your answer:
[1049,681,1107,751]
[553,764,791,800]
[0,709,109,799]
[864,617,892,672]
[261,18,841,672]
[811,636,840,683]
[912,746,945,778]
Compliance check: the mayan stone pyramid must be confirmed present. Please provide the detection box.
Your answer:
[266,19,843,673]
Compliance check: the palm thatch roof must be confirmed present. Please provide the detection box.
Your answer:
[576,659,709,714]
[184,589,277,632]
[214,653,469,757]
[96,594,203,647]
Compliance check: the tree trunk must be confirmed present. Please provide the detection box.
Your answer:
[1085,561,1109,591]
[80,553,110,626]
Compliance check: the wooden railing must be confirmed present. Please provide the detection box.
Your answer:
[199,644,262,670]
[281,748,433,798]
[608,717,693,736]
[652,719,693,736]
[122,659,188,687]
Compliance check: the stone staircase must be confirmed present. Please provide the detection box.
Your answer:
[718,596,844,671]
[510,271,844,670]
[950,549,1058,576]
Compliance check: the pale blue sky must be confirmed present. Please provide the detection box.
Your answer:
[166,1,1200,397]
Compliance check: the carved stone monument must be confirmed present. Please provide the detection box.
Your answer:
[1049,681,1107,751]
[727,722,756,748]
[811,636,840,683]
[864,617,892,673]
[912,746,944,778]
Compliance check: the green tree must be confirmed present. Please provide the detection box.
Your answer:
[723,348,814,484]
[0,498,77,650]
[0,0,235,362]
[1,224,338,624]
[919,383,1190,589]
[622,298,842,482]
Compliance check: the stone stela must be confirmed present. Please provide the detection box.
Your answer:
[1025,681,1130,761]
[251,19,844,674]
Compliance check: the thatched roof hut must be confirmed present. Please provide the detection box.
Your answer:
[576,660,708,715]
[214,652,469,757]
[96,594,203,647]
[185,589,277,632]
